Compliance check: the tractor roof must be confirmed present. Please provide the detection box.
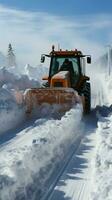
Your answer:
[49,46,83,57]
[43,46,89,58]
[50,50,82,57]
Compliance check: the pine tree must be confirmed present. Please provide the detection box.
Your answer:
[7,43,16,67]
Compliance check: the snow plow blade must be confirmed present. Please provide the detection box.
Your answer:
[24,88,82,115]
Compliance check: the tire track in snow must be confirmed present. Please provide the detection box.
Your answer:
[40,136,83,200]
[46,132,97,200]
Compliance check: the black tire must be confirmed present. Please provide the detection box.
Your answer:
[83,82,91,114]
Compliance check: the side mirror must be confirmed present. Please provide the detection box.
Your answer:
[41,55,45,63]
[87,56,91,64]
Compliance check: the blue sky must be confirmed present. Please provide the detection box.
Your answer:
[0,0,111,15]
[0,1,111,65]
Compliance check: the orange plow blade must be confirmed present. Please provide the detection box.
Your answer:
[24,88,82,116]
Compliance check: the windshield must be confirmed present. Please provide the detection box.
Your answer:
[50,57,79,77]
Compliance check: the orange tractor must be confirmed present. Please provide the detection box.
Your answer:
[24,46,91,115]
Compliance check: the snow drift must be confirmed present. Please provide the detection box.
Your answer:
[0,105,83,200]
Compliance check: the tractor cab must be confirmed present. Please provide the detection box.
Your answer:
[41,46,91,89]
[49,55,81,87]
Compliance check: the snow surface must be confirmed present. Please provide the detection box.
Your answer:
[83,60,112,200]
[48,131,97,200]
[52,71,70,79]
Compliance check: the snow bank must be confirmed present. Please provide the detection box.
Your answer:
[0,60,49,134]
[0,105,83,200]
[82,53,112,200]
[91,114,112,200]
[0,65,42,135]
[0,63,49,135]
[90,61,112,200]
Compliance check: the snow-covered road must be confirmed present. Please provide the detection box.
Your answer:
[48,132,96,200]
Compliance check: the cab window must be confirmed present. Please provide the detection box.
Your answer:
[50,57,80,76]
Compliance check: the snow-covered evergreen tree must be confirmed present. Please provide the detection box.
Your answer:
[7,43,16,67]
